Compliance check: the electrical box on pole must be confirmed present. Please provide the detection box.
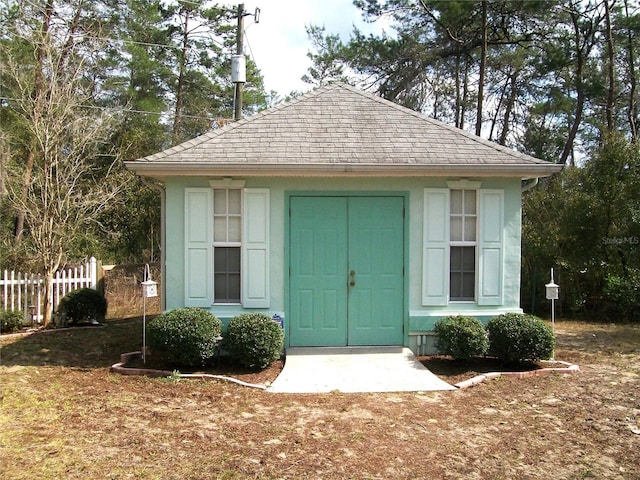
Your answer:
[231,55,246,83]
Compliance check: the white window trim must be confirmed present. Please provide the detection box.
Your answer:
[449,189,478,302]
[212,187,243,305]
[423,185,504,307]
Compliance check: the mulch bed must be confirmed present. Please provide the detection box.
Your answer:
[123,353,284,385]
[420,355,541,385]
[119,351,545,388]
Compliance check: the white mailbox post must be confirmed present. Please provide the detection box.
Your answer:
[141,264,158,363]
[545,268,559,362]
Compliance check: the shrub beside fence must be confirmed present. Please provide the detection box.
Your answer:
[0,257,98,326]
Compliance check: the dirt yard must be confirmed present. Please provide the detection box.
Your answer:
[0,319,638,479]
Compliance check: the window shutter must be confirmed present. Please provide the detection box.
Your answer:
[242,188,270,308]
[422,189,449,306]
[184,188,213,307]
[478,190,504,305]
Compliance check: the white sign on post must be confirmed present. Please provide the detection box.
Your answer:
[141,264,157,363]
[545,268,559,362]
[142,264,158,298]
[546,272,559,300]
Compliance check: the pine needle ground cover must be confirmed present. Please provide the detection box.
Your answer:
[1,319,638,479]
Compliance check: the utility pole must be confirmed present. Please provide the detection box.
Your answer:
[234,3,244,121]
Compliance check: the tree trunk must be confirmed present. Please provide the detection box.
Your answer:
[455,53,462,128]
[42,272,54,328]
[624,0,638,142]
[499,70,519,146]
[489,71,509,141]
[171,8,190,146]
[604,0,615,133]
[560,10,588,166]
[461,55,470,131]
[57,0,84,74]
[475,0,488,137]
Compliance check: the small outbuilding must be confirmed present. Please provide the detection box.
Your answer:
[125,82,561,354]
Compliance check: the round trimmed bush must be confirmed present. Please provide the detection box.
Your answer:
[434,315,488,360]
[58,288,107,325]
[0,310,24,333]
[225,313,284,369]
[487,313,555,364]
[147,308,222,367]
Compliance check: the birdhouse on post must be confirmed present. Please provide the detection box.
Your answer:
[546,268,559,363]
[545,272,559,300]
[142,264,158,298]
[141,264,157,363]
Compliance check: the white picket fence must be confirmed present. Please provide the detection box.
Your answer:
[0,257,98,325]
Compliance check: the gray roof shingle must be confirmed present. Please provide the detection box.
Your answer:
[126,82,562,178]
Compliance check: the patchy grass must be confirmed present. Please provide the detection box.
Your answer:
[1,319,639,479]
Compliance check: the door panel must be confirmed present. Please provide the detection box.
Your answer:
[289,196,404,347]
[348,197,404,345]
[289,197,348,346]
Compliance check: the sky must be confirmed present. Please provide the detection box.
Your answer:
[228,0,390,97]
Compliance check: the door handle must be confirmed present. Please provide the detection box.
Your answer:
[349,270,355,287]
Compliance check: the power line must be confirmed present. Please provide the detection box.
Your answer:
[6,29,226,52]
[0,96,233,122]
[8,0,229,51]
[5,1,260,74]
[244,27,256,66]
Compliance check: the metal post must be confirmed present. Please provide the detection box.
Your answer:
[545,267,559,364]
[551,269,555,363]
[141,264,157,364]
[143,294,147,364]
[142,264,148,364]
[551,310,555,362]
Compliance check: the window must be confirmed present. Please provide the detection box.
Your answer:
[185,186,270,308]
[450,189,476,301]
[213,188,241,303]
[423,186,503,307]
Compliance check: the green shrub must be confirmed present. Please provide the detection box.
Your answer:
[58,288,107,325]
[487,313,555,364]
[225,313,284,369]
[434,315,489,360]
[602,270,640,321]
[147,308,222,367]
[0,310,24,333]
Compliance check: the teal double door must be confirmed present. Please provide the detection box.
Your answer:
[289,196,405,347]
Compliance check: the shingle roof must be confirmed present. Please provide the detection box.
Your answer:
[126,82,562,178]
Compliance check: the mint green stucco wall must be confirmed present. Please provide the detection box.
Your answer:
[163,176,523,343]
[408,178,523,331]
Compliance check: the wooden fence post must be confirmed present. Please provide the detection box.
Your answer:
[89,257,97,290]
